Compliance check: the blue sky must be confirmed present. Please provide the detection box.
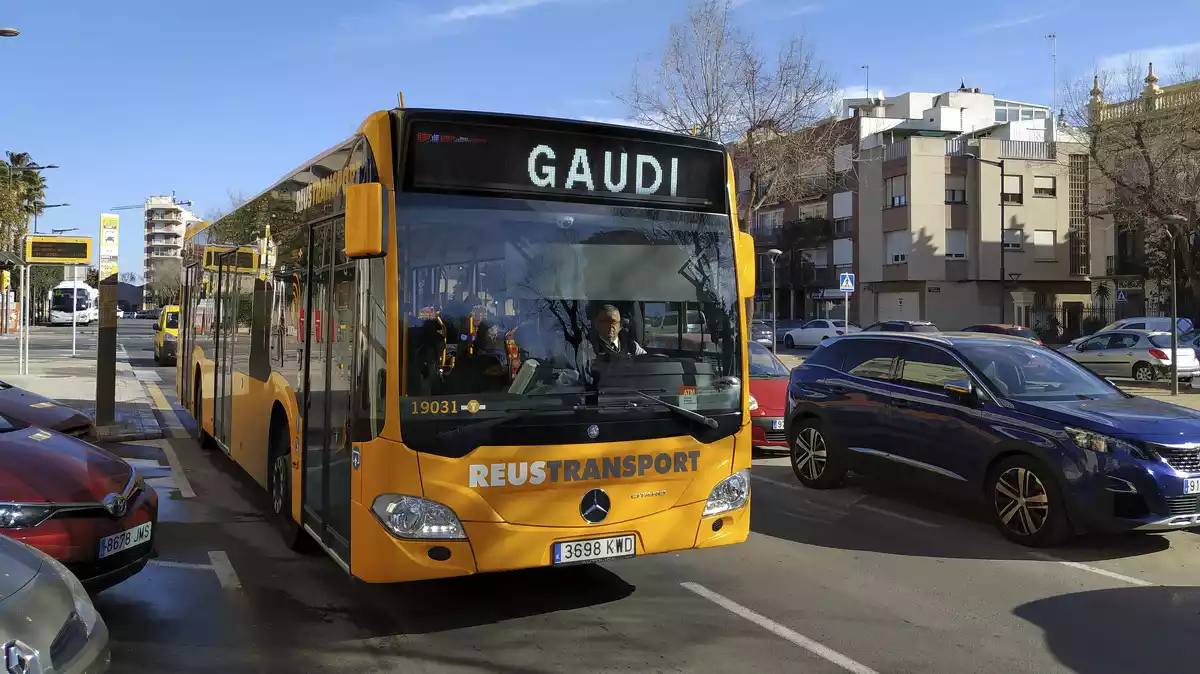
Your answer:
[3,0,1198,279]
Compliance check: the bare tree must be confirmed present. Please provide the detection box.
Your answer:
[1064,59,1200,306]
[145,257,182,306]
[619,0,842,226]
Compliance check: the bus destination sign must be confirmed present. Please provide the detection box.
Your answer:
[406,120,727,212]
[25,236,92,265]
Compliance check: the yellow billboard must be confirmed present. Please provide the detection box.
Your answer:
[25,236,92,265]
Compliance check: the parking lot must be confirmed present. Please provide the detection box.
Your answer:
[61,322,1200,673]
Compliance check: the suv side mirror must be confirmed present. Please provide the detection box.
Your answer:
[1075,342,1086,352]
[943,379,975,405]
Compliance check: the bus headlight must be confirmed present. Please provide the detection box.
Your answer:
[371,494,467,540]
[703,469,750,517]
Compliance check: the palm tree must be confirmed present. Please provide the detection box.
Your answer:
[6,152,45,251]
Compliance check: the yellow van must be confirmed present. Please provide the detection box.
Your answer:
[154,305,180,364]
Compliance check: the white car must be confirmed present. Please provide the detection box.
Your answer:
[1067,316,1193,347]
[782,319,859,348]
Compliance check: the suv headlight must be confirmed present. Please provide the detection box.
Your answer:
[1064,427,1150,459]
[748,394,759,411]
[371,495,466,540]
[703,469,750,516]
[41,550,99,634]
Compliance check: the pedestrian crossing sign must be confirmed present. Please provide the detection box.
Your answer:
[1116,289,1128,303]
[839,273,855,292]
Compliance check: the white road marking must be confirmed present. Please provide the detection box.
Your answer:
[1029,552,1154,587]
[156,438,196,498]
[151,559,213,571]
[208,551,243,590]
[134,369,162,382]
[682,582,881,674]
[752,474,804,491]
[854,503,942,529]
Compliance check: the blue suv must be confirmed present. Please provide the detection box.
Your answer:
[786,332,1200,546]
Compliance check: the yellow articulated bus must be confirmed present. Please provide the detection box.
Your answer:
[177,108,758,582]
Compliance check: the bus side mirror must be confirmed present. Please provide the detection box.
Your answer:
[736,230,755,299]
[344,182,390,259]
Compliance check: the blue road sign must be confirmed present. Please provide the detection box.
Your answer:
[1116,289,1128,303]
[839,273,855,293]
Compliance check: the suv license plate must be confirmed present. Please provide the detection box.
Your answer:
[1186,479,1200,495]
[552,535,636,566]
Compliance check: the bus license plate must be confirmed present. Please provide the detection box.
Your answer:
[1186,478,1200,495]
[552,534,636,566]
[98,522,152,559]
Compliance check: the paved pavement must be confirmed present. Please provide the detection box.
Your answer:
[7,327,1200,672]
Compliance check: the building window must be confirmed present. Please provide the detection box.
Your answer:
[1002,175,1023,204]
[1034,175,1056,197]
[1003,229,1022,250]
[833,217,853,236]
[946,229,967,259]
[1034,230,1056,261]
[945,174,966,203]
[756,210,782,238]
[885,230,909,264]
[885,175,907,208]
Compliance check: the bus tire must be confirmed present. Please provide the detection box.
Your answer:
[193,378,213,450]
[269,417,308,552]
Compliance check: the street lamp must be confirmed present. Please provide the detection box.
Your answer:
[0,28,19,37]
[33,203,69,234]
[964,153,1007,321]
[1161,214,1188,395]
[766,248,783,351]
[5,163,59,187]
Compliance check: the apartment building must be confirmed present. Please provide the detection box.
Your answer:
[143,195,201,307]
[1086,63,1199,319]
[857,134,1092,331]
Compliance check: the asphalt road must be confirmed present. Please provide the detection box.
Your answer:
[48,322,1199,673]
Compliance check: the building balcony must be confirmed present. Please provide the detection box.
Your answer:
[145,247,182,258]
[144,226,182,236]
[146,210,183,222]
[1105,255,1147,277]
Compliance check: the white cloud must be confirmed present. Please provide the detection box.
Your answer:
[1098,42,1200,72]
[969,10,1051,34]
[430,0,558,23]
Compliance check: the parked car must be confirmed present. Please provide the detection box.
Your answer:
[747,341,791,450]
[0,413,158,591]
[0,380,92,438]
[750,320,775,349]
[787,331,1200,546]
[860,320,939,333]
[1058,330,1199,383]
[961,324,1041,344]
[1067,316,1194,347]
[782,319,859,348]
[0,535,110,673]
[154,304,180,364]
[115,309,124,319]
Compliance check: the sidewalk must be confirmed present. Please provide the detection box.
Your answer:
[0,348,163,442]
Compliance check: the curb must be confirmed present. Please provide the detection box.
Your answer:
[93,425,165,442]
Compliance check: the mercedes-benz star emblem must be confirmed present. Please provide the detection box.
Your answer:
[586,424,600,440]
[579,489,610,524]
[103,493,127,518]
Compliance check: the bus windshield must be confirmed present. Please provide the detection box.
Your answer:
[50,288,87,312]
[401,193,741,453]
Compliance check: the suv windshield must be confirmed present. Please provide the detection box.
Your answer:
[957,341,1123,400]
[399,194,742,454]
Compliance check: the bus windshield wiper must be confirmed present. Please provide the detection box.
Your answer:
[594,386,719,429]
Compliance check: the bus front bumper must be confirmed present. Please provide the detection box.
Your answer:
[349,498,750,583]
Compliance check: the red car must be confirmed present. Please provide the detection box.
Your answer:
[0,380,94,438]
[0,415,157,591]
[748,341,791,450]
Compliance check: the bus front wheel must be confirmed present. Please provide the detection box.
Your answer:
[269,419,308,552]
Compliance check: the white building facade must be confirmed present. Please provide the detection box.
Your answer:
[143,195,200,307]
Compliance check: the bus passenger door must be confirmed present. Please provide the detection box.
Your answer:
[212,254,236,452]
[301,223,332,548]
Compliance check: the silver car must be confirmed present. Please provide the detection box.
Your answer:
[0,536,110,674]
[1059,329,1200,382]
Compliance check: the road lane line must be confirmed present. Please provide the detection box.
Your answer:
[1029,552,1154,587]
[208,551,243,590]
[854,503,942,529]
[752,474,804,491]
[681,582,881,674]
[153,437,196,498]
[145,380,188,439]
[151,559,213,571]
